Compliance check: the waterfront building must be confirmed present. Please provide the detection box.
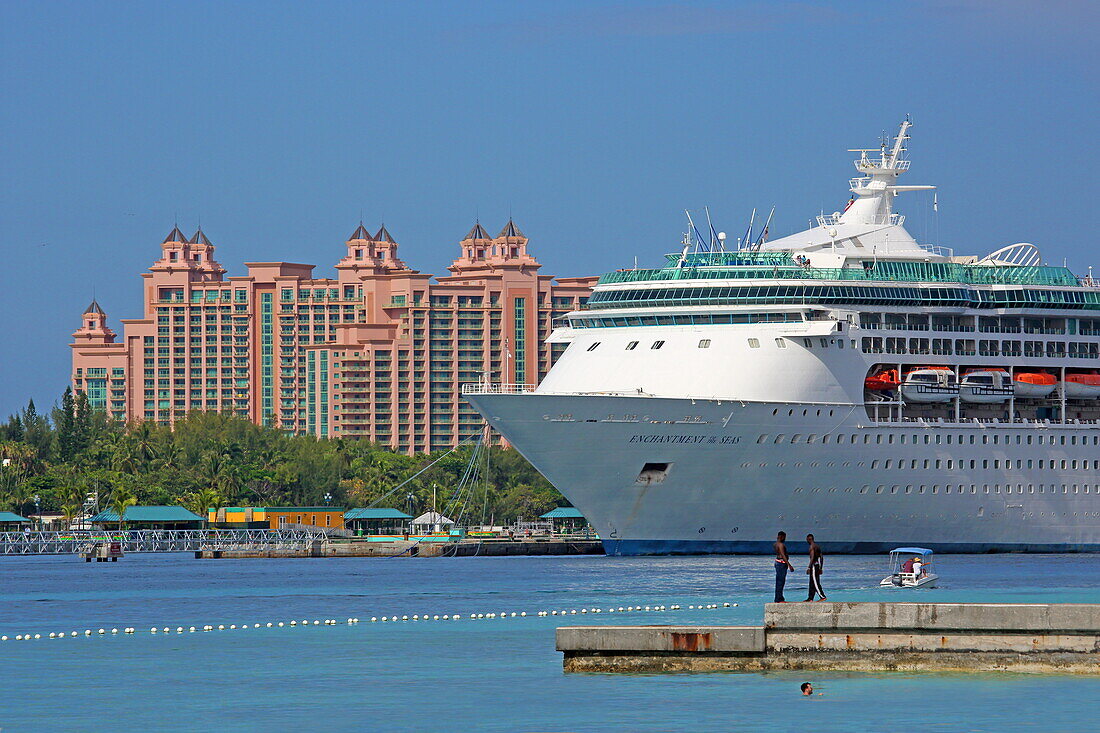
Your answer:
[90,506,205,530]
[262,507,346,530]
[70,222,596,453]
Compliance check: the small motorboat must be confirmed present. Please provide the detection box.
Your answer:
[960,369,1013,403]
[1062,372,1100,399]
[864,368,900,391]
[1013,371,1056,398]
[880,547,938,589]
[900,367,957,403]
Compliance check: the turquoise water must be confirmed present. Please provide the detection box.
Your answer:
[0,553,1097,731]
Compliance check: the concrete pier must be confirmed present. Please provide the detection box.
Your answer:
[557,603,1100,674]
[195,538,603,559]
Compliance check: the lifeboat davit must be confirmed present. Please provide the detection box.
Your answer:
[960,369,1013,403]
[865,369,900,391]
[1013,372,1056,399]
[1062,372,1100,399]
[901,367,958,403]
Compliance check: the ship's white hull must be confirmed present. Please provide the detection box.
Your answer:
[467,392,1100,555]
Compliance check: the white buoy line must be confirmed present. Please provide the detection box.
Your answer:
[0,602,737,642]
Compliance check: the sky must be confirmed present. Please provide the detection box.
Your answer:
[1,0,1097,416]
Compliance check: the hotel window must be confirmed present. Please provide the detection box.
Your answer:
[625,341,639,350]
[748,338,760,348]
[698,339,711,348]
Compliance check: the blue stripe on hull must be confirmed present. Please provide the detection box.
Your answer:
[604,539,1100,555]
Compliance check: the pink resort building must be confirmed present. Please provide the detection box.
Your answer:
[71,222,595,453]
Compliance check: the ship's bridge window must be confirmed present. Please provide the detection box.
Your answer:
[626,341,639,350]
[651,341,665,349]
[775,338,787,348]
[803,338,813,348]
[773,435,785,443]
[698,339,711,348]
[587,342,601,351]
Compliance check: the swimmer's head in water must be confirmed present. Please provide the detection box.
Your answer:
[801,682,813,695]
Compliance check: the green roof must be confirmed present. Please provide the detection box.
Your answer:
[344,508,412,520]
[541,507,585,519]
[90,506,205,523]
[0,511,30,523]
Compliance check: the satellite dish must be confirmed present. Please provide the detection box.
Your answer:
[827,227,838,238]
[717,232,726,241]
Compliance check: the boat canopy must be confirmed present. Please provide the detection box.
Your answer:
[890,547,934,556]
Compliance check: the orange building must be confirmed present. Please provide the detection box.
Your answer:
[263,507,345,530]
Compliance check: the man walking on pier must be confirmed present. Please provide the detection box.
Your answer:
[773,531,795,602]
[805,534,826,601]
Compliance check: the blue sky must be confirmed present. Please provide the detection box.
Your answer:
[1,0,1096,416]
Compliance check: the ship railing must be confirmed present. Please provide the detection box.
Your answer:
[855,156,911,171]
[460,383,536,395]
[918,243,954,258]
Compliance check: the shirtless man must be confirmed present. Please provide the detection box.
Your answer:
[773,531,795,602]
[805,534,827,601]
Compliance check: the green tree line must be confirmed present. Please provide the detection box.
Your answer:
[0,389,567,526]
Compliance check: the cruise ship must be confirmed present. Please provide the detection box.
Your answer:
[465,121,1100,554]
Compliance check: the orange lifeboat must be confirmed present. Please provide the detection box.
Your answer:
[865,368,900,391]
[1062,371,1100,399]
[1013,371,1056,399]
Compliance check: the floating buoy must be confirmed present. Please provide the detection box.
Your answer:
[1,636,7,641]
[34,634,42,639]
[49,632,56,639]
[290,621,297,626]
[520,612,527,617]
[313,621,320,626]
[277,622,284,627]
[15,635,22,641]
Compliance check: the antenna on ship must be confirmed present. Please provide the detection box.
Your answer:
[704,206,723,252]
[742,208,756,252]
[751,206,775,251]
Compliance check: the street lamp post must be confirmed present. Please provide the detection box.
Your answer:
[33,495,41,531]
[324,492,332,506]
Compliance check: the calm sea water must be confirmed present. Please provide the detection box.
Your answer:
[0,552,1097,732]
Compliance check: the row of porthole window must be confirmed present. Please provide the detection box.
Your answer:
[757,430,1100,447]
[587,339,671,352]
[771,408,838,417]
[586,336,856,352]
[794,484,1098,495]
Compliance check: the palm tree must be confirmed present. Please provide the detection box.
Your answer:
[181,487,223,523]
[111,441,139,474]
[110,487,137,531]
[128,422,159,470]
[60,502,82,531]
[155,442,182,471]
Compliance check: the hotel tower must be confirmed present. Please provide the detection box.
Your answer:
[71,222,595,454]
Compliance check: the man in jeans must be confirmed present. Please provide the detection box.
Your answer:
[773,531,795,602]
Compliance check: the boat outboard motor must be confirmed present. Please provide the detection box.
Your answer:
[891,573,903,586]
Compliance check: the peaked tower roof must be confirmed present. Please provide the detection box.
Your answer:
[465,221,491,240]
[163,226,188,244]
[348,223,372,241]
[374,225,396,244]
[498,219,524,238]
[83,299,105,315]
[188,228,212,246]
